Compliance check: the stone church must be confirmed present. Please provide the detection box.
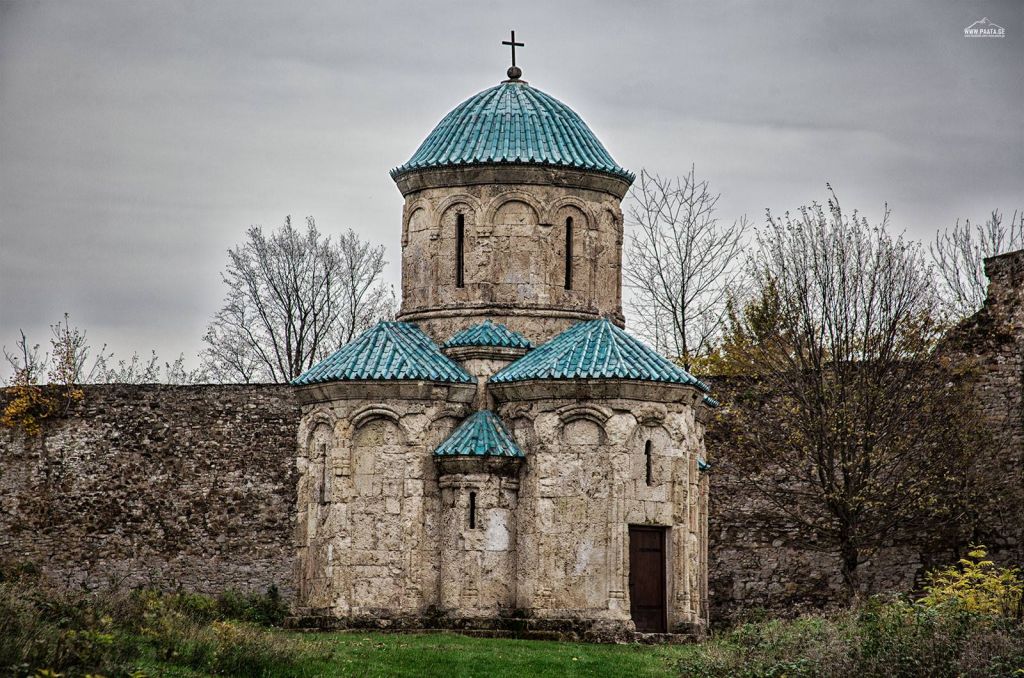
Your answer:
[3,44,1023,646]
[290,58,715,638]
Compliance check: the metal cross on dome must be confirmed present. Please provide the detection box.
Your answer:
[502,30,524,67]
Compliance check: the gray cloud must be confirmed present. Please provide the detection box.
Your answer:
[1,0,1021,374]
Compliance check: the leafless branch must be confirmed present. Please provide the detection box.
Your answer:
[930,209,1023,321]
[201,216,391,383]
[623,167,748,369]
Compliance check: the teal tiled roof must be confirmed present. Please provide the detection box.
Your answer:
[292,321,473,386]
[443,320,533,350]
[391,81,634,182]
[434,410,525,458]
[490,318,711,391]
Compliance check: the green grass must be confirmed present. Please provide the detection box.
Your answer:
[133,604,1024,678]
[138,631,694,678]
[4,565,1022,678]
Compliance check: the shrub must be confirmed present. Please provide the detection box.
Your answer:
[187,620,303,676]
[0,566,301,677]
[676,598,1024,678]
[0,382,77,437]
[920,546,1024,620]
[0,579,141,677]
[216,584,289,626]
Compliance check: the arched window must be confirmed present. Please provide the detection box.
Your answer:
[319,442,329,504]
[456,213,465,288]
[469,491,477,529]
[564,217,574,290]
[644,440,653,486]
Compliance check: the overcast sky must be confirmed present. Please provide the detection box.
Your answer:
[1,0,1021,376]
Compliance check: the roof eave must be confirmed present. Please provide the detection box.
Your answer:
[443,345,530,362]
[489,378,707,405]
[391,162,634,198]
[435,455,524,477]
[294,379,477,405]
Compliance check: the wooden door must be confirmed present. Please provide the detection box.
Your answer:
[628,526,667,632]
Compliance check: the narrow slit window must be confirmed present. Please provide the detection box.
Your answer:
[644,440,653,486]
[319,442,329,504]
[564,217,573,290]
[456,213,465,288]
[469,491,477,529]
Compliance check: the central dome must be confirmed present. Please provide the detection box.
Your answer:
[391,81,633,182]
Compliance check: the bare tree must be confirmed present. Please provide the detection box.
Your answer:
[335,229,393,345]
[201,302,265,384]
[90,350,206,384]
[3,330,45,386]
[931,209,1024,321]
[624,167,748,369]
[201,216,391,383]
[3,314,204,387]
[715,189,985,599]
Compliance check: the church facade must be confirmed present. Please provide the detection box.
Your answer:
[290,62,715,639]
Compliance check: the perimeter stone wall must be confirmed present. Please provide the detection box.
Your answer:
[940,250,1024,562]
[0,384,299,596]
[703,377,953,622]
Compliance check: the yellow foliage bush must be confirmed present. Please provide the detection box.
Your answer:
[2,314,86,436]
[0,383,79,437]
[920,545,1024,619]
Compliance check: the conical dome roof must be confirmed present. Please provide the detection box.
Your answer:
[490,318,710,391]
[291,321,473,386]
[391,81,633,182]
[433,410,525,458]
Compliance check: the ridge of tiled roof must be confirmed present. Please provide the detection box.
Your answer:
[433,410,525,458]
[292,321,473,386]
[443,319,533,350]
[489,318,710,391]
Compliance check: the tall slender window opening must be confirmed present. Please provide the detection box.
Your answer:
[456,213,465,288]
[319,442,329,504]
[564,217,574,290]
[469,491,477,529]
[644,440,653,486]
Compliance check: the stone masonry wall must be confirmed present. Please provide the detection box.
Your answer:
[704,378,946,623]
[940,251,1024,563]
[497,395,709,634]
[396,166,627,345]
[293,384,474,618]
[293,378,709,638]
[0,384,299,597]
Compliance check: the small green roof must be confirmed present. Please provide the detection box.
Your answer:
[490,318,710,391]
[434,410,525,458]
[391,81,633,183]
[443,319,533,350]
[292,321,473,386]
